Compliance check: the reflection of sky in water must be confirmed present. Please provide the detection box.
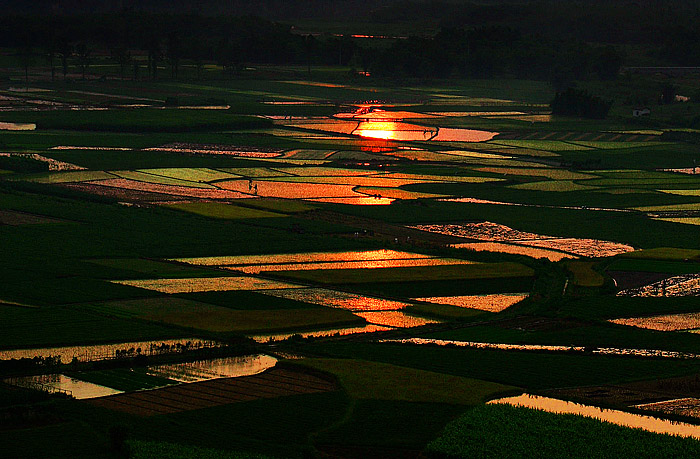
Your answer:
[5,374,121,400]
[382,338,695,359]
[490,394,700,439]
[249,324,391,342]
[175,249,433,267]
[146,354,277,383]
[261,287,412,311]
[0,338,211,362]
[412,294,528,312]
[452,242,574,262]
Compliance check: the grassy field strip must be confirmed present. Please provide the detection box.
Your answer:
[112,276,304,293]
[354,186,449,199]
[29,170,117,183]
[509,180,599,192]
[426,403,700,458]
[488,140,593,151]
[274,262,534,284]
[622,248,700,261]
[85,178,251,199]
[298,359,515,404]
[474,167,597,180]
[165,202,286,219]
[249,324,392,342]
[111,170,218,189]
[412,294,528,312]
[136,167,241,183]
[87,297,364,333]
[654,217,700,226]
[172,249,435,267]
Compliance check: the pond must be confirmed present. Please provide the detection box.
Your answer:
[489,394,700,439]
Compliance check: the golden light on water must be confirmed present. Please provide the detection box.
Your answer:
[355,121,401,140]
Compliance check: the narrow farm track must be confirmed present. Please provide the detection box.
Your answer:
[86,367,337,416]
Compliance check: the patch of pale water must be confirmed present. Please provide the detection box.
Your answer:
[379,338,700,359]
[5,374,121,399]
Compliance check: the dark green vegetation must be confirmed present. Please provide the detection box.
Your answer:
[426,404,700,459]
[3,5,700,457]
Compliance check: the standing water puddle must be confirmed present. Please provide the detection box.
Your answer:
[490,394,700,439]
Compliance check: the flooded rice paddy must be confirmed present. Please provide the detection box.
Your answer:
[617,274,700,297]
[5,374,122,399]
[0,338,217,362]
[412,222,635,258]
[225,257,476,274]
[146,354,277,383]
[249,324,391,342]
[610,312,700,332]
[261,287,413,311]
[173,249,433,267]
[356,311,438,327]
[452,242,575,262]
[412,293,528,312]
[489,394,700,439]
[144,143,283,158]
[381,338,700,359]
[113,276,303,293]
[634,398,700,419]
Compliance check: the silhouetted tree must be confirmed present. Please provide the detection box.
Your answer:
[75,43,91,80]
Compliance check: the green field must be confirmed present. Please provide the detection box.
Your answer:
[427,404,700,458]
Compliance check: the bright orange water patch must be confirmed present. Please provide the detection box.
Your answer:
[452,242,575,262]
[173,249,433,266]
[249,324,391,342]
[113,277,302,293]
[431,128,498,142]
[305,196,394,205]
[610,312,700,331]
[413,294,528,312]
[524,238,634,258]
[230,257,475,274]
[355,311,438,327]
[489,394,700,439]
[218,179,357,199]
[260,288,412,311]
